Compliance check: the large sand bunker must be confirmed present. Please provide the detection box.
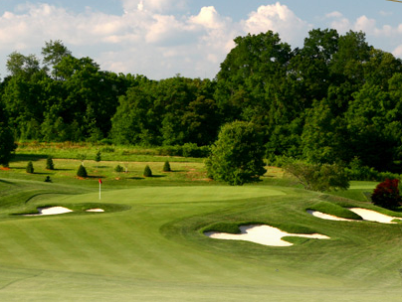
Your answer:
[349,208,402,224]
[307,210,354,222]
[205,224,330,247]
[307,208,402,224]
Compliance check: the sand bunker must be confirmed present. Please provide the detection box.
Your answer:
[307,210,354,222]
[205,225,330,247]
[307,208,402,224]
[349,208,402,224]
[86,208,105,213]
[23,206,73,216]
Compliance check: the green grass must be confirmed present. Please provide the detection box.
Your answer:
[1,154,402,301]
[307,200,363,220]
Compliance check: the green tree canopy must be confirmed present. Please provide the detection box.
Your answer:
[205,121,266,185]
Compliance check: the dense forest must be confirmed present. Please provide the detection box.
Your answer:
[1,28,402,174]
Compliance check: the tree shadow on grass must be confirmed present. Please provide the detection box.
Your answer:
[87,176,106,179]
[150,175,167,178]
[54,168,74,171]
[31,172,53,175]
[0,179,15,185]
[128,177,145,180]
[12,154,49,162]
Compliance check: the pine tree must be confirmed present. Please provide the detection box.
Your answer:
[143,165,152,177]
[95,151,101,162]
[77,165,88,178]
[163,161,171,172]
[46,156,54,170]
[26,161,34,174]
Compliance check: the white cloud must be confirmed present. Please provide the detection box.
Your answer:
[392,44,402,57]
[242,2,312,47]
[325,11,343,18]
[0,1,316,79]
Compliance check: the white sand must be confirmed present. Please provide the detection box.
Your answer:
[205,224,330,247]
[24,206,73,216]
[349,208,402,224]
[307,208,402,224]
[86,208,105,213]
[306,210,354,221]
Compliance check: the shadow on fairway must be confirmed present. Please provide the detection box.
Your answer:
[88,176,106,179]
[129,177,145,180]
[12,154,49,161]
[151,175,167,178]
[0,179,15,185]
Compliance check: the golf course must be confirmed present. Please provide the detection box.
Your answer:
[0,146,400,301]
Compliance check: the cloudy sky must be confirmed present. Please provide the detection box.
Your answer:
[0,0,402,79]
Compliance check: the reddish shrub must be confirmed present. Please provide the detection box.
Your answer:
[371,178,401,209]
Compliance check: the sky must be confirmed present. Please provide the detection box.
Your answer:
[0,0,402,80]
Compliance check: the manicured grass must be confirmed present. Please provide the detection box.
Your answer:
[1,158,402,301]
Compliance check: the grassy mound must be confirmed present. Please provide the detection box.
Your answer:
[307,200,363,220]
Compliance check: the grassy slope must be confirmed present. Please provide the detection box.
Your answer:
[1,148,402,301]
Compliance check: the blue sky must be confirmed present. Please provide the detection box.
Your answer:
[0,0,402,79]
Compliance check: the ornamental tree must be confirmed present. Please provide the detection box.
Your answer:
[371,178,401,210]
[205,121,266,185]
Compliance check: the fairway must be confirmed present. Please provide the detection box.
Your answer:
[0,181,402,301]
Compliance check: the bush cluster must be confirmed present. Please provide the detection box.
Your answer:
[156,143,210,158]
[115,165,124,172]
[345,158,400,181]
[371,178,401,210]
[283,160,349,192]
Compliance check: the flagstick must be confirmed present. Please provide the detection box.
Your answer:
[99,181,101,200]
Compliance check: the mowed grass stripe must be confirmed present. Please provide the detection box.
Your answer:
[0,221,64,268]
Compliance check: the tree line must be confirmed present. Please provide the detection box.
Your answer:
[1,28,402,174]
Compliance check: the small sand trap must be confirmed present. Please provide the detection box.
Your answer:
[86,208,105,213]
[349,208,402,224]
[307,210,354,222]
[205,225,330,247]
[23,206,73,216]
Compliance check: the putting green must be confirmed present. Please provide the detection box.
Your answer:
[0,185,402,301]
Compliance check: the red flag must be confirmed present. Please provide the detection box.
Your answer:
[99,179,102,184]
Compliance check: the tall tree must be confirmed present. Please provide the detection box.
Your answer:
[42,40,72,80]
[206,121,266,185]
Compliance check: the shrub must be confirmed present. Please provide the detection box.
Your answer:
[345,157,400,181]
[95,151,101,162]
[115,165,124,172]
[143,165,152,177]
[156,145,210,158]
[163,161,171,172]
[46,157,54,170]
[44,176,52,183]
[77,165,88,178]
[371,178,401,210]
[26,161,34,174]
[283,160,349,192]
